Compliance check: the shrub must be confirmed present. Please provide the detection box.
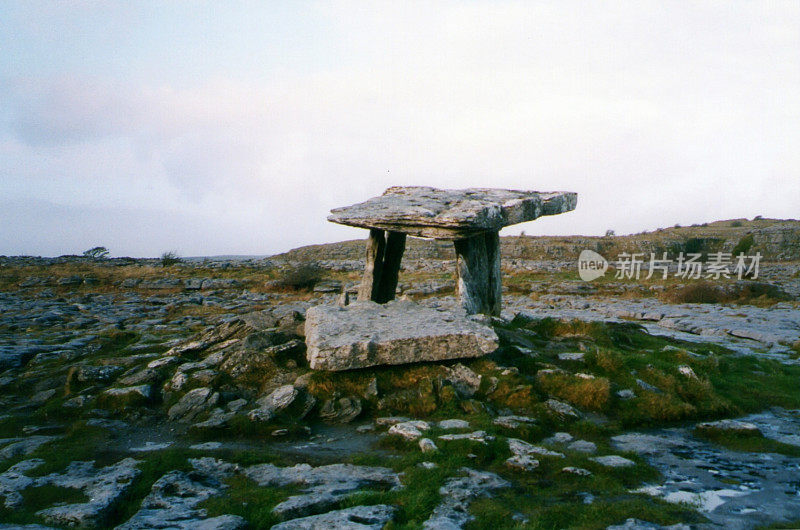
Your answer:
[82,246,109,259]
[160,251,181,267]
[730,220,743,227]
[667,282,728,304]
[731,234,754,256]
[271,264,324,291]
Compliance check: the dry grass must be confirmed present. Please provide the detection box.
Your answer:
[536,372,611,412]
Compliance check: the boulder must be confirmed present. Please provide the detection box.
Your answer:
[168,387,219,423]
[305,300,498,371]
[319,397,362,423]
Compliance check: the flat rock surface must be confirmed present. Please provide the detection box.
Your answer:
[613,409,800,529]
[305,300,499,371]
[329,186,577,239]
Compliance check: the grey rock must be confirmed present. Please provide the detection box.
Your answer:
[492,415,537,429]
[0,436,56,461]
[305,300,498,371]
[272,505,396,530]
[101,385,154,406]
[616,389,636,399]
[240,462,401,520]
[116,469,245,529]
[36,458,141,527]
[505,454,539,472]
[388,420,431,441]
[375,416,412,426]
[607,518,690,530]
[438,419,470,430]
[546,399,581,419]
[319,396,362,423]
[567,440,597,454]
[443,364,482,398]
[168,387,219,423]
[562,466,592,476]
[558,352,585,361]
[589,455,636,468]
[0,459,44,509]
[508,438,565,458]
[419,438,439,453]
[438,431,493,444]
[696,419,761,436]
[422,468,510,529]
[329,186,577,239]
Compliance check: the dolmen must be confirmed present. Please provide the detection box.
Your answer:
[306,186,577,371]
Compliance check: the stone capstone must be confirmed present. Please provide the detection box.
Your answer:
[305,300,498,371]
[329,186,577,239]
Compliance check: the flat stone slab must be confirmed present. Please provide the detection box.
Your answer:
[305,300,499,371]
[329,186,577,239]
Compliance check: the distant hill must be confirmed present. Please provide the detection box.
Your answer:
[273,218,800,262]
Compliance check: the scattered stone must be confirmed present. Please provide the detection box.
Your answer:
[305,300,498,371]
[130,442,173,452]
[616,389,636,400]
[36,458,141,527]
[505,454,539,472]
[607,518,690,530]
[636,379,661,394]
[0,436,57,461]
[248,385,302,422]
[696,419,762,436]
[31,389,57,404]
[273,504,397,529]
[116,469,245,529]
[677,365,697,378]
[493,415,537,429]
[388,420,431,441]
[319,396,362,423]
[241,461,402,520]
[190,442,223,450]
[375,416,411,427]
[443,364,482,398]
[438,419,470,430]
[558,352,585,361]
[101,385,153,408]
[419,438,438,453]
[0,459,43,509]
[546,399,581,419]
[438,431,493,444]
[589,455,636,468]
[562,466,592,476]
[567,440,598,454]
[422,468,510,529]
[168,387,219,423]
[508,438,564,459]
[543,432,574,445]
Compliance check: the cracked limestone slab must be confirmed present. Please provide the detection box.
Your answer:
[305,300,498,371]
[329,186,577,239]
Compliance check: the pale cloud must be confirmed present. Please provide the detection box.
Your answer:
[1,1,798,256]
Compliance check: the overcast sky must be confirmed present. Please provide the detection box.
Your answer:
[1,1,798,257]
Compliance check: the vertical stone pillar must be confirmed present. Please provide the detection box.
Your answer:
[485,230,502,316]
[357,229,406,303]
[357,228,386,302]
[376,231,406,303]
[454,230,501,316]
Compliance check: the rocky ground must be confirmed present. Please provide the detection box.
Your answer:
[1,234,799,529]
